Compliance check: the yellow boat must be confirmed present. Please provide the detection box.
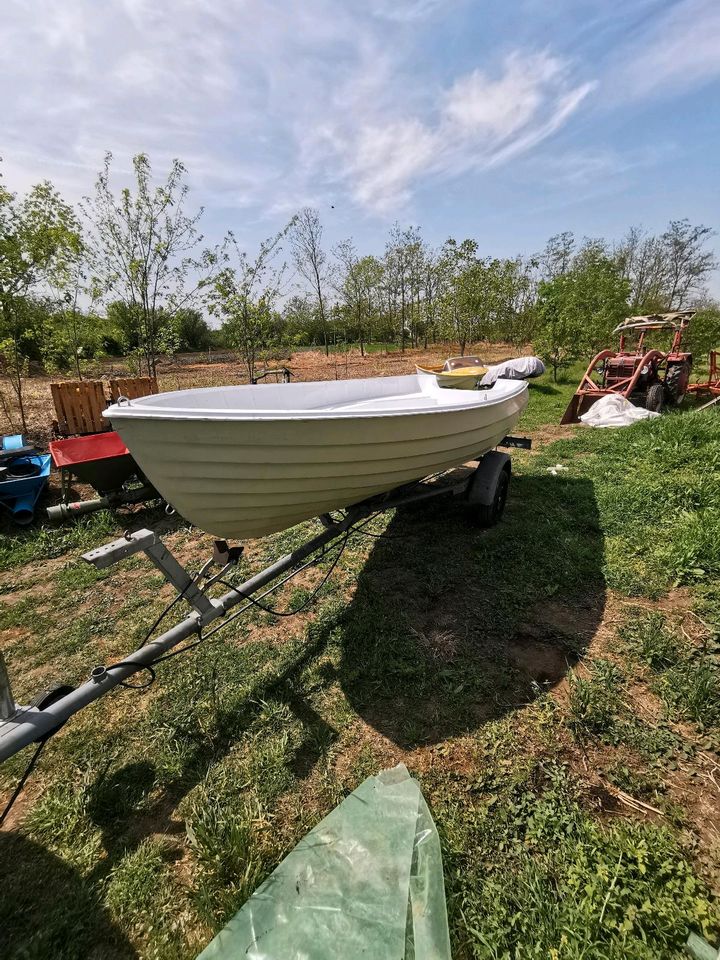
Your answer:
[415,356,487,389]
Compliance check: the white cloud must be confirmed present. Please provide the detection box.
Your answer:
[613,0,720,98]
[342,52,594,212]
[369,0,449,22]
[445,53,562,139]
[0,0,594,226]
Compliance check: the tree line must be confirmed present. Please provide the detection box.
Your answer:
[1,153,718,430]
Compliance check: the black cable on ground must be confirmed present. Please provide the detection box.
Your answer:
[0,739,46,829]
[98,529,351,681]
[135,566,206,650]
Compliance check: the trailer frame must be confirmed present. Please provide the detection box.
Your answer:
[0,444,525,766]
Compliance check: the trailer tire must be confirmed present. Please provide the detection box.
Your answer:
[646,382,664,413]
[468,462,510,529]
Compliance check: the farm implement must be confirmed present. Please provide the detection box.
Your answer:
[561,311,695,424]
[47,430,157,521]
[687,350,720,400]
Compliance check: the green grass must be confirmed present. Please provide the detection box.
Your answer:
[1,385,719,959]
[439,762,715,959]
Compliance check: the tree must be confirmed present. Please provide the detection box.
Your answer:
[291,208,330,355]
[437,239,480,354]
[383,224,423,350]
[46,230,100,379]
[0,177,79,431]
[615,221,717,312]
[541,232,575,280]
[333,241,385,355]
[173,308,212,352]
[422,248,443,347]
[660,220,717,309]
[614,226,668,313]
[83,152,219,378]
[684,297,720,358]
[535,250,629,381]
[210,228,291,382]
[282,295,317,346]
[334,239,365,354]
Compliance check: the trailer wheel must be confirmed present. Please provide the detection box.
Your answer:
[646,382,664,413]
[474,464,510,528]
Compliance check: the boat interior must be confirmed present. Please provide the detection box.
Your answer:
[106,374,526,420]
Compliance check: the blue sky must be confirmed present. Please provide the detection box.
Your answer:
[3,0,719,289]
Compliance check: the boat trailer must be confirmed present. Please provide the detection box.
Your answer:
[0,442,525,775]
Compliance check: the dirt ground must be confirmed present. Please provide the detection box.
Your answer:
[0,342,527,446]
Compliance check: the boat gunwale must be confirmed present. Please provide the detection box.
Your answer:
[105,378,527,422]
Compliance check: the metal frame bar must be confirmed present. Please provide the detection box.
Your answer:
[0,453,506,764]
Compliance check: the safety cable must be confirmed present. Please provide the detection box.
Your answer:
[0,739,46,828]
[215,530,350,618]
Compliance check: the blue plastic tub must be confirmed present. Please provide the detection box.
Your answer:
[0,435,51,525]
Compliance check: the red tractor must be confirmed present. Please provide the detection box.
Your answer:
[561,311,694,424]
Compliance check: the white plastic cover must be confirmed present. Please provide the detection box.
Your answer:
[480,356,545,385]
[579,394,661,428]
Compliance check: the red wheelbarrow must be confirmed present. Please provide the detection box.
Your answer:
[47,431,158,521]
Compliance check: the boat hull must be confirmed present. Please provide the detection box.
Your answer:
[106,376,528,539]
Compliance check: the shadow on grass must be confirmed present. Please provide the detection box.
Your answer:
[337,472,605,747]
[16,469,603,946]
[0,832,137,960]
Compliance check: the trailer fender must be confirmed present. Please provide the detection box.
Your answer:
[467,451,511,527]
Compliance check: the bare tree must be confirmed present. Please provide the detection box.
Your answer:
[291,208,330,355]
[661,219,717,308]
[541,232,575,280]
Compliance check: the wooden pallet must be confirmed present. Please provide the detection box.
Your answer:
[51,381,109,436]
[109,377,159,402]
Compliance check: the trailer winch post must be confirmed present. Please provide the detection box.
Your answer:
[0,652,15,721]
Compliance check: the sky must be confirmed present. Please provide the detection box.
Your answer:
[3,0,720,290]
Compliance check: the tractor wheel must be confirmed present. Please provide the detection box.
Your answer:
[646,382,664,413]
[665,361,691,405]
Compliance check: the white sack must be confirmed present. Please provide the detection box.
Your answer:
[480,356,545,385]
[579,394,660,428]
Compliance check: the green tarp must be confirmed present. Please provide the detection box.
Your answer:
[198,764,451,959]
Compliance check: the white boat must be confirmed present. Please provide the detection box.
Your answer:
[416,356,488,389]
[105,374,528,540]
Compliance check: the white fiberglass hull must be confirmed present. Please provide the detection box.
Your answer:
[105,375,528,540]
